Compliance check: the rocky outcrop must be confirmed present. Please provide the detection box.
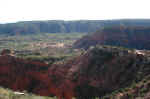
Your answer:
[0,51,75,99]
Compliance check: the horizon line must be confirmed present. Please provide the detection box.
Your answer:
[1,18,150,24]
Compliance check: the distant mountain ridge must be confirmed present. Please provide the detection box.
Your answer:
[1,19,150,35]
[0,20,102,35]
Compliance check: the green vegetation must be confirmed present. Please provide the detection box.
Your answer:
[0,33,85,64]
[0,33,85,50]
[0,87,56,99]
[102,76,150,99]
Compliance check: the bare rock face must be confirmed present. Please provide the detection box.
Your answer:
[0,46,150,99]
[0,55,49,92]
[0,52,75,99]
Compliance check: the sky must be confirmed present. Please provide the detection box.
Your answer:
[0,0,150,23]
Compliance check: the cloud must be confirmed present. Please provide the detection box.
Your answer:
[0,0,150,23]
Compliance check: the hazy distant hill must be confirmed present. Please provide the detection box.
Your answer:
[1,19,150,35]
[0,20,102,35]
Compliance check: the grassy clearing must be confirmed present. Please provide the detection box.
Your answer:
[0,87,57,99]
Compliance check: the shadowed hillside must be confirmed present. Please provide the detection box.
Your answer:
[65,46,150,99]
[74,26,150,50]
